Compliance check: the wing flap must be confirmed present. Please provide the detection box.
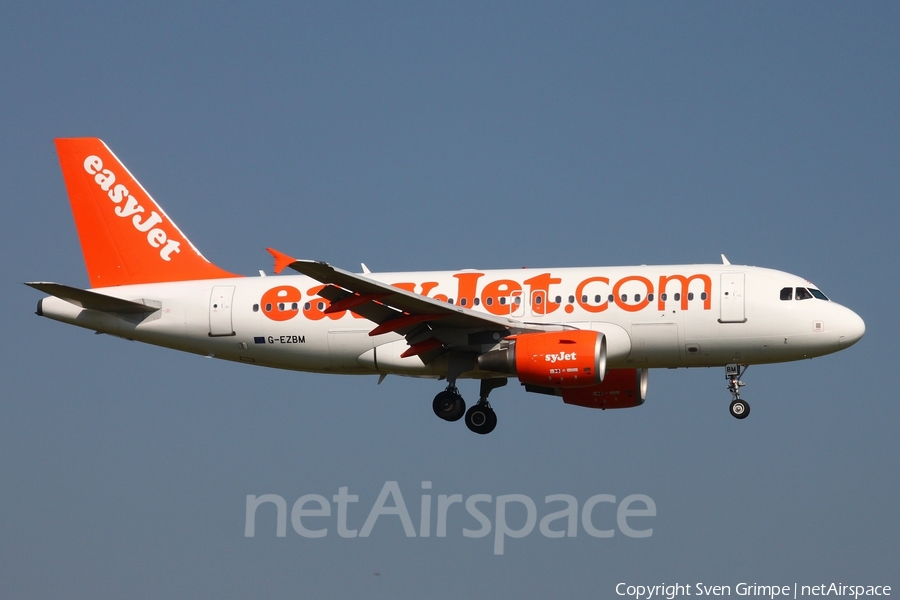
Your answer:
[274,254,528,333]
[266,250,553,363]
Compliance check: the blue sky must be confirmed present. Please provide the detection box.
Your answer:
[1,2,897,598]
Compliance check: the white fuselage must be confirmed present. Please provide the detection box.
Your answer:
[37,264,865,378]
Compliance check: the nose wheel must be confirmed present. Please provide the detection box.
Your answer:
[726,364,750,419]
[729,399,750,419]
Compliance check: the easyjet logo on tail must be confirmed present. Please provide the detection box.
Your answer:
[83,155,181,261]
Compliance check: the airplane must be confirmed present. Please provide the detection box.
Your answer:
[27,138,866,435]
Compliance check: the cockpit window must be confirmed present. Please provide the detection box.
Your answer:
[782,286,828,301]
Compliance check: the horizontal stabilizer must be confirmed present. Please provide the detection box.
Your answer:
[25,282,159,314]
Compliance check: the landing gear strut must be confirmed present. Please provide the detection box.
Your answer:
[433,352,474,423]
[464,379,506,435]
[432,378,505,434]
[726,364,750,419]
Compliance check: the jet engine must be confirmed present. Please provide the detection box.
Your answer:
[476,330,606,388]
[560,368,648,409]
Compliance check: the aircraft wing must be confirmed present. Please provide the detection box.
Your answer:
[268,249,545,360]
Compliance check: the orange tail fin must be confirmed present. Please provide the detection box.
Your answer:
[54,138,239,287]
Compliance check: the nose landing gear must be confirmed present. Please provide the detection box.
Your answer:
[726,364,750,419]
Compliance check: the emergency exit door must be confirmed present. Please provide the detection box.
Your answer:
[719,273,746,323]
[209,286,236,336]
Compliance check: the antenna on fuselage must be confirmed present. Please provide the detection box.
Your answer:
[721,254,731,265]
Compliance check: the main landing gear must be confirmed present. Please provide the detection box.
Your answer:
[465,379,506,435]
[432,387,465,422]
[726,363,750,419]
[432,379,506,434]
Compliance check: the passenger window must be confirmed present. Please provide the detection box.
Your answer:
[594,295,601,303]
[499,297,506,305]
[460,298,468,307]
[486,297,493,306]
[534,296,542,305]
[620,294,628,303]
[253,304,259,312]
[292,302,298,310]
[796,288,813,301]
[554,296,562,304]
[634,294,641,302]
[474,298,481,306]
[780,287,792,301]
[648,294,654,302]
[674,293,681,301]
[661,293,668,301]
[568,295,575,304]
[700,292,707,300]
[688,292,694,301]
[608,295,615,303]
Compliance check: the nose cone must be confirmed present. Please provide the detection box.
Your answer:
[839,308,866,348]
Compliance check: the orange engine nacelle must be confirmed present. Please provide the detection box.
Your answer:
[560,368,648,409]
[477,330,607,388]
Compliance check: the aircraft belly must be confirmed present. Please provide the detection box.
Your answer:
[679,331,841,366]
[327,330,375,372]
[625,322,683,367]
[358,338,448,377]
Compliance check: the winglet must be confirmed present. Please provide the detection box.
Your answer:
[267,248,299,274]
